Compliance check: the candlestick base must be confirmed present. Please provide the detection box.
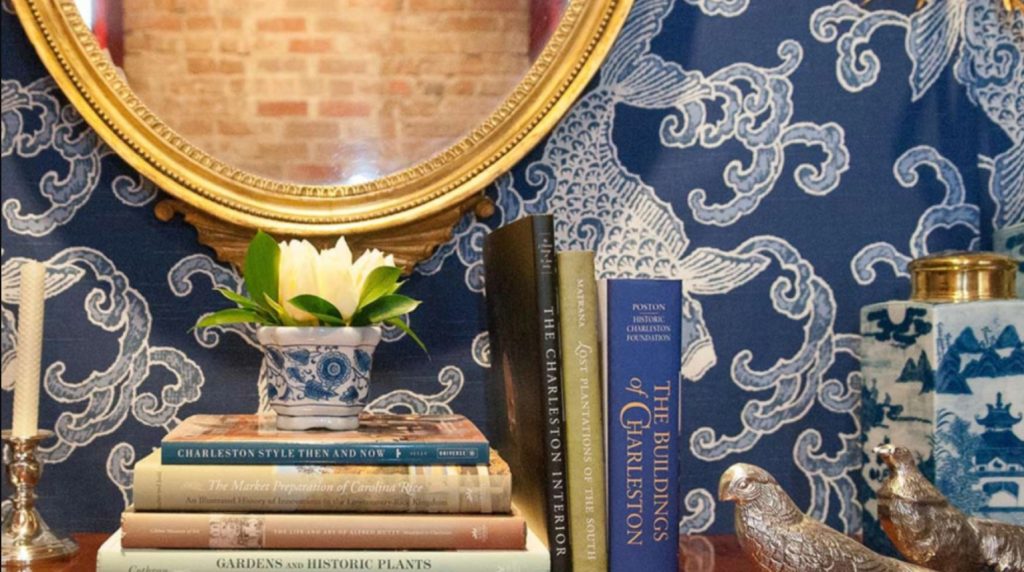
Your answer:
[1,431,78,567]
[1,517,79,566]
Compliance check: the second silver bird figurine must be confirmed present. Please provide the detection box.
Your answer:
[719,463,933,572]
[874,444,1024,572]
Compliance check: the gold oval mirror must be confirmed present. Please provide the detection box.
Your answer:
[12,0,630,268]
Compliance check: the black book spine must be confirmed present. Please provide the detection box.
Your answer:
[533,215,572,572]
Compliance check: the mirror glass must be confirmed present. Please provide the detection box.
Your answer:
[75,0,566,185]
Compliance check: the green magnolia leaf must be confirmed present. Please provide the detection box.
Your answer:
[245,230,280,314]
[288,295,343,323]
[387,280,406,295]
[263,293,298,327]
[385,317,428,354]
[194,308,271,329]
[309,312,345,327]
[214,287,273,318]
[358,266,402,309]
[351,294,420,326]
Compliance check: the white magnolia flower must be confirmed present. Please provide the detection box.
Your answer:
[277,237,396,322]
[318,238,359,320]
[278,239,319,323]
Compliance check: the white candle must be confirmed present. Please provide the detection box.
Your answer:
[12,260,46,438]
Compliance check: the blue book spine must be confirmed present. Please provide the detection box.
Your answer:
[161,442,489,466]
[604,279,682,571]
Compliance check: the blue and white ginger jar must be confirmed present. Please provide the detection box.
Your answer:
[860,252,1023,555]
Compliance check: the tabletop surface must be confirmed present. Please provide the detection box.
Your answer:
[12,532,759,571]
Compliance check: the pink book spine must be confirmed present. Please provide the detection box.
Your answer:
[121,511,527,550]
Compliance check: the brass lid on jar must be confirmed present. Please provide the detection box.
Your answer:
[909,251,1017,303]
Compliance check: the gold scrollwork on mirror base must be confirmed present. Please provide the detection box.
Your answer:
[154,196,495,273]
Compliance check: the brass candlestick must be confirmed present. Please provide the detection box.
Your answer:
[1,430,77,567]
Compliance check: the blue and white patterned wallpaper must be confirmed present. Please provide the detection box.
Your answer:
[1,0,1021,536]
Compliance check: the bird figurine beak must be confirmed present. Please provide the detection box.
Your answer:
[718,463,751,502]
[718,475,734,502]
[873,444,896,468]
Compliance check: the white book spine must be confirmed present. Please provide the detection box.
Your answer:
[97,529,550,572]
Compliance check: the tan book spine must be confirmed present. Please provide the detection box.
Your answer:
[99,527,551,572]
[557,251,609,572]
[132,452,511,514]
[120,511,527,550]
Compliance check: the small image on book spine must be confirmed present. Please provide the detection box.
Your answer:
[603,279,682,572]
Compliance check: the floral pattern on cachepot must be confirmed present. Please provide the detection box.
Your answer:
[257,326,381,431]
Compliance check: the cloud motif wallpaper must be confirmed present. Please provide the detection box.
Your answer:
[1,0,1021,536]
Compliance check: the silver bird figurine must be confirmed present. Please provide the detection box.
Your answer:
[875,444,1024,572]
[719,463,933,572]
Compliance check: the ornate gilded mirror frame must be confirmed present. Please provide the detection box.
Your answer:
[12,0,632,269]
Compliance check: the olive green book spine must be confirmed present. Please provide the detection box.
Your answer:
[556,251,608,572]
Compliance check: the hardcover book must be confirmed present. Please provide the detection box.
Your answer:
[98,528,551,572]
[161,413,489,465]
[133,449,512,513]
[556,251,608,572]
[483,214,572,572]
[601,278,682,571]
[120,507,526,550]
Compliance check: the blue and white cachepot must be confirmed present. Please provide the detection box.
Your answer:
[995,222,1024,299]
[257,326,381,431]
[860,253,1023,555]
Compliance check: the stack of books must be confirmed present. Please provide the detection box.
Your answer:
[96,413,550,571]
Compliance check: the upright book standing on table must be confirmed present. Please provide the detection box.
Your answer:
[484,214,572,572]
[600,278,683,571]
[557,250,608,572]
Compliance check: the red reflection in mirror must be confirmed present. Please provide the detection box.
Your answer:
[530,0,565,59]
[83,0,124,66]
